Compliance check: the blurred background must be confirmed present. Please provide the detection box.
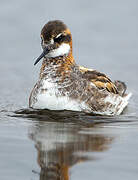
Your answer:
[0,0,138,180]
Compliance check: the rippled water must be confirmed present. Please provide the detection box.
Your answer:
[1,0,138,180]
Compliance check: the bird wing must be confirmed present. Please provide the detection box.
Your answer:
[79,66,118,94]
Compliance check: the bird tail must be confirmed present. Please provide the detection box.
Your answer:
[114,80,127,96]
[116,92,132,115]
[106,80,132,115]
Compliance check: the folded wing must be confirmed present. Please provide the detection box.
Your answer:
[79,66,119,94]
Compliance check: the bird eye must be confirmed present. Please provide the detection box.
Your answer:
[54,34,64,43]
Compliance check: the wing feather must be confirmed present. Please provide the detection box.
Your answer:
[79,66,118,94]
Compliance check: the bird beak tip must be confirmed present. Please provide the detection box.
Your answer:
[34,47,49,66]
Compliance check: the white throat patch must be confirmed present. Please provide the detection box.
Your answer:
[46,43,70,58]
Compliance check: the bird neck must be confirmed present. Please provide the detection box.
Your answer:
[39,50,75,79]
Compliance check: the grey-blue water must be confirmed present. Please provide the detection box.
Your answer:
[0,0,138,179]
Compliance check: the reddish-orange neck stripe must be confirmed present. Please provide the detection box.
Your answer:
[39,51,75,79]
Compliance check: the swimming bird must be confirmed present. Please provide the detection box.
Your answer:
[29,20,132,115]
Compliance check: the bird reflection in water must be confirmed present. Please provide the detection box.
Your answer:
[27,110,114,180]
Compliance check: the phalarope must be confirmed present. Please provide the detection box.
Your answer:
[29,20,132,115]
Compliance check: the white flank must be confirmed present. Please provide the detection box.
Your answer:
[32,80,89,112]
[46,43,70,58]
[97,92,132,116]
[31,79,132,116]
